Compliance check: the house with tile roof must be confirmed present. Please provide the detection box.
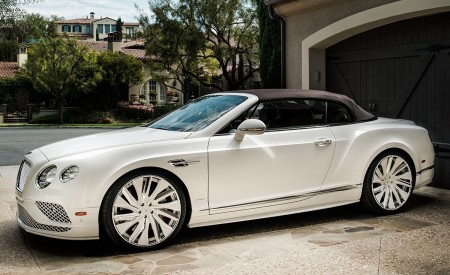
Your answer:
[79,33,183,105]
[55,12,141,41]
[0,45,27,79]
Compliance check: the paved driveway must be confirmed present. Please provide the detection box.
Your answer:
[1,165,449,274]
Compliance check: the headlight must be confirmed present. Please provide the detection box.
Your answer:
[36,165,57,189]
[60,165,79,183]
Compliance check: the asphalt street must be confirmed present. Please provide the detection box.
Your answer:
[0,127,117,166]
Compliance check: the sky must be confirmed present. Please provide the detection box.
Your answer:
[19,0,151,22]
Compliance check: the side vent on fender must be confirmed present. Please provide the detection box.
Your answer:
[168,159,200,167]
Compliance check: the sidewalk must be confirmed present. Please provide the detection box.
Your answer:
[1,165,449,274]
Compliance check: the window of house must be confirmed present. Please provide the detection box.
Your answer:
[98,24,103,33]
[105,24,110,33]
[86,25,91,34]
[62,25,71,32]
[159,83,166,101]
[73,25,82,32]
[149,81,157,100]
[126,27,134,39]
[140,80,166,102]
[112,25,117,32]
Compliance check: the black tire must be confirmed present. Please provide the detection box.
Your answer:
[100,170,187,251]
[361,151,415,215]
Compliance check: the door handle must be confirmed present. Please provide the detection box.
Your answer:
[314,138,332,146]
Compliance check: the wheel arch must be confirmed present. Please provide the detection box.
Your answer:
[358,144,418,185]
[98,166,193,228]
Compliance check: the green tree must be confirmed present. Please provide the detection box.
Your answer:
[0,40,18,61]
[256,0,281,88]
[22,36,99,124]
[0,13,56,61]
[138,0,259,96]
[116,17,124,33]
[95,51,143,110]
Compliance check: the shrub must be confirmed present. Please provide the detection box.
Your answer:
[116,102,154,121]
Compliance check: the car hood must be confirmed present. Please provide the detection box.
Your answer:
[37,127,192,161]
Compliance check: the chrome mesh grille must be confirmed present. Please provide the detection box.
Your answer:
[35,201,71,224]
[16,160,31,192]
[18,204,71,233]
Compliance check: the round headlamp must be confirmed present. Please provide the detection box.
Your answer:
[36,165,57,189]
[60,165,79,183]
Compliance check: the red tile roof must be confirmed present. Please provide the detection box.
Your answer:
[77,40,108,52]
[78,40,148,60]
[0,62,18,78]
[55,18,91,24]
[121,49,147,60]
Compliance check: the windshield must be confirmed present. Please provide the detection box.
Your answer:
[148,94,247,132]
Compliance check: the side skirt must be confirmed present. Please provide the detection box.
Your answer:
[188,184,362,228]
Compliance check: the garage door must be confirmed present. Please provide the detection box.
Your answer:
[326,12,450,189]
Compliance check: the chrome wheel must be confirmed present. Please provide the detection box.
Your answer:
[103,172,186,250]
[362,151,415,214]
[371,155,413,210]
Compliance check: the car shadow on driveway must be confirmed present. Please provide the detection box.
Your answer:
[23,203,370,257]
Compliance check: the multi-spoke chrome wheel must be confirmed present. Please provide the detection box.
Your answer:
[101,171,186,251]
[361,151,415,214]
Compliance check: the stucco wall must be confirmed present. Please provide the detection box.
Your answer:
[274,0,396,89]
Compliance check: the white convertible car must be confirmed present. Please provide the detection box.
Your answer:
[16,89,435,251]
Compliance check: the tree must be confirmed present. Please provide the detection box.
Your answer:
[256,0,281,88]
[22,36,99,124]
[0,13,56,61]
[94,51,143,110]
[138,0,259,97]
[116,17,124,33]
[0,40,18,61]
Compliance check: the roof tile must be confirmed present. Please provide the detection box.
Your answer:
[0,62,18,78]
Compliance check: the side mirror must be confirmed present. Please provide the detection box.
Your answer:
[234,119,266,141]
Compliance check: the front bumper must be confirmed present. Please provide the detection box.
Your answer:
[16,198,100,240]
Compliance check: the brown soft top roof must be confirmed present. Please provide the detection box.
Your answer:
[237,89,375,122]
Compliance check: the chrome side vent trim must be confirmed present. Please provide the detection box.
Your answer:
[168,159,200,167]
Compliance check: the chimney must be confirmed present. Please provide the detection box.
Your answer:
[17,45,28,68]
[107,32,122,52]
[90,12,95,19]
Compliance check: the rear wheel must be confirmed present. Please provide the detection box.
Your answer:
[101,170,186,251]
[361,151,415,214]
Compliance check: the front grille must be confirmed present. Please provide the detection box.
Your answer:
[18,204,71,233]
[16,160,31,192]
[35,201,71,224]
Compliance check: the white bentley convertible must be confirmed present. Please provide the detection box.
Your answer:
[16,89,435,251]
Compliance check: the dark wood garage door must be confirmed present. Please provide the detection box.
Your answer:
[326,12,450,189]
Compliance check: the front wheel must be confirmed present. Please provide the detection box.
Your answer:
[361,151,415,215]
[100,170,187,251]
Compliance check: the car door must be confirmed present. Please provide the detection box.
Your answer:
[207,99,336,212]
